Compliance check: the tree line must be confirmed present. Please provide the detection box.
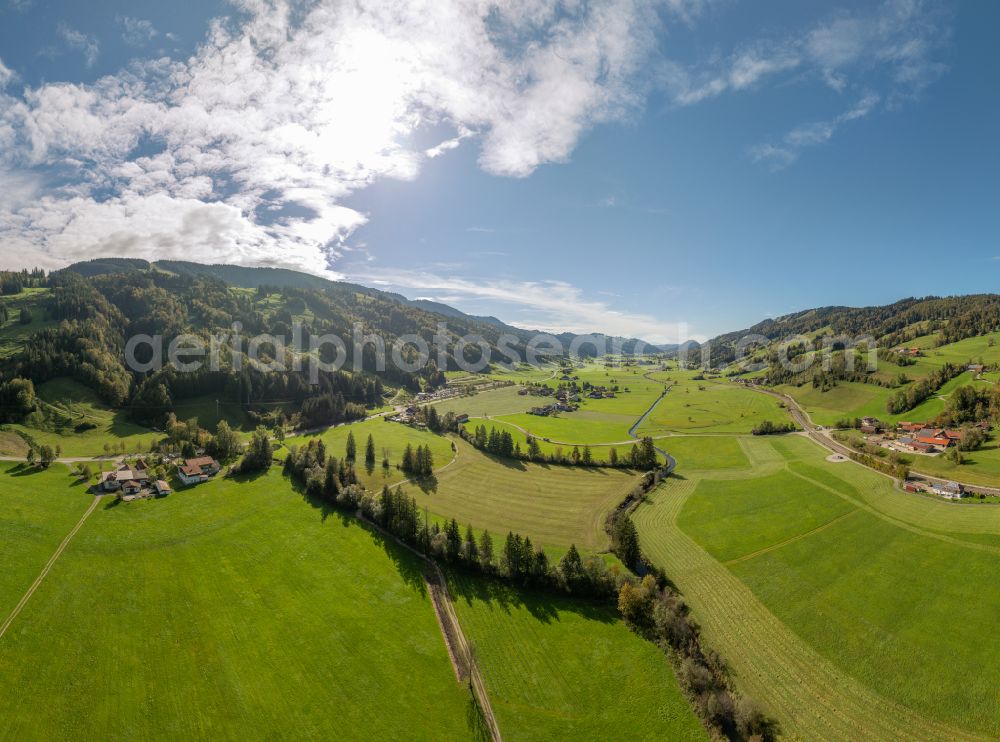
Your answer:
[461,423,660,470]
[885,362,962,414]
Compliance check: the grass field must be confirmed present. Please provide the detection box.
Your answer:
[447,572,706,741]
[494,411,637,445]
[0,462,93,618]
[434,386,537,417]
[635,378,792,435]
[0,430,29,457]
[777,330,1000,427]
[0,466,475,740]
[285,417,457,490]
[413,438,641,553]
[11,378,156,457]
[658,435,749,471]
[460,419,650,463]
[633,433,1000,740]
[899,441,1000,487]
[779,377,977,427]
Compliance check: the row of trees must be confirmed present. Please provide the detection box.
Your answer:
[885,362,962,414]
[618,574,774,740]
[461,424,661,470]
[751,420,797,436]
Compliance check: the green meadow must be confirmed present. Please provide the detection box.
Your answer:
[433,385,536,417]
[11,378,156,457]
[0,466,474,740]
[492,411,636,445]
[448,572,706,742]
[778,331,1000,427]
[634,433,1000,741]
[414,438,642,553]
[285,417,457,490]
[0,462,93,618]
[460,418,648,463]
[635,378,792,435]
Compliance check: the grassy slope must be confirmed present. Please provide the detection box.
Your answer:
[778,331,1000,427]
[634,433,999,740]
[0,467,473,740]
[448,572,706,742]
[414,438,640,553]
[0,431,29,457]
[655,435,749,471]
[494,411,637,445]
[11,378,155,457]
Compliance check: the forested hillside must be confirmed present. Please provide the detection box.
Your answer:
[0,261,648,430]
[680,295,1000,368]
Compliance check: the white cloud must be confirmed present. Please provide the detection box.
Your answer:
[661,0,948,164]
[57,24,99,68]
[348,269,698,343]
[664,0,947,108]
[0,0,665,275]
[117,16,158,47]
[749,92,880,168]
[0,58,13,89]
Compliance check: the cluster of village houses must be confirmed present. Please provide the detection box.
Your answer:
[856,416,995,499]
[520,374,619,416]
[98,456,221,500]
[858,416,989,455]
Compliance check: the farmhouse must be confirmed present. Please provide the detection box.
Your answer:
[530,404,557,416]
[154,480,172,496]
[859,417,883,434]
[454,413,470,425]
[100,464,150,492]
[915,428,954,450]
[177,456,220,486]
[899,437,936,454]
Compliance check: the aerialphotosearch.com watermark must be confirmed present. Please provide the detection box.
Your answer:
[123,321,882,379]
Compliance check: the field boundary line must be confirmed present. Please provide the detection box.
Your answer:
[0,494,101,641]
[356,509,502,742]
[723,509,861,565]
[635,480,988,742]
[786,468,1000,557]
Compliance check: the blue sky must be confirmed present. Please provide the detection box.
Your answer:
[0,1,996,341]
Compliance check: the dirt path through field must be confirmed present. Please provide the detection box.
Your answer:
[0,494,102,641]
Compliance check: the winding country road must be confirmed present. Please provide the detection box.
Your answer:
[746,383,1000,496]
